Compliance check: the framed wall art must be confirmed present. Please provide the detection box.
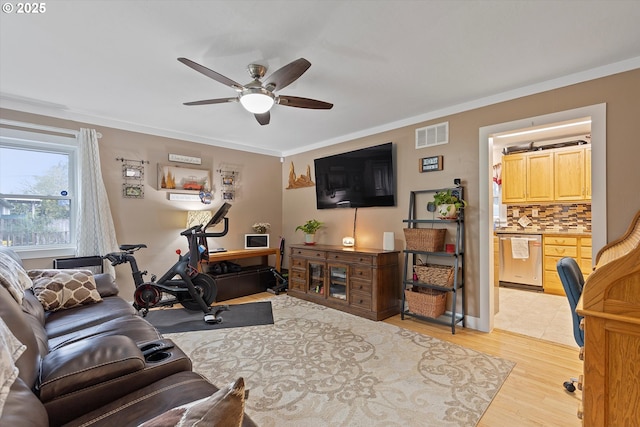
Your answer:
[123,184,144,199]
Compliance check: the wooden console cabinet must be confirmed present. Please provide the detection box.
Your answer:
[576,211,640,426]
[288,244,400,320]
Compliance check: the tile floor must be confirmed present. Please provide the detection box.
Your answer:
[494,286,578,347]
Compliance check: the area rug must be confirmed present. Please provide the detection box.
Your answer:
[165,295,514,427]
[144,301,273,333]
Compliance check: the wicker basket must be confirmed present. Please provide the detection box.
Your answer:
[405,288,447,318]
[403,228,446,252]
[414,264,455,288]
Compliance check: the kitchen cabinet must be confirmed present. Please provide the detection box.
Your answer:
[543,234,592,295]
[554,147,590,201]
[502,144,591,203]
[526,152,554,202]
[501,154,527,203]
[288,245,400,320]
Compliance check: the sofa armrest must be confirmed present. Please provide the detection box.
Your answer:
[38,334,144,402]
[93,273,119,297]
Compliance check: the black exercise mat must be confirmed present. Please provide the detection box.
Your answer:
[144,301,273,334]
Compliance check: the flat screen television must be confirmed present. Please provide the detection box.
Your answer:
[314,142,396,209]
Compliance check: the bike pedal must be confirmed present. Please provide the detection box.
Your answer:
[203,314,222,324]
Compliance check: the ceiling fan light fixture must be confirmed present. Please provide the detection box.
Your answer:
[239,88,275,114]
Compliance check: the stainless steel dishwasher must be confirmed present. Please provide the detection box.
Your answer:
[499,234,543,289]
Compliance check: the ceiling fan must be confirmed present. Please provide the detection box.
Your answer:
[178,57,333,125]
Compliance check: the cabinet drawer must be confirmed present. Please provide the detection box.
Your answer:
[351,266,373,280]
[290,269,306,281]
[290,257,307,269]
[545,245,578,257]
[580,246,592,258]
[290,278,305,291]
[326,252,373,265]
[291,248,326,259]
[544,255,568,271]
[581,237,592,246]
[543,270,565,295]
[580,258,593,273]
[545,236,578,246]
[350,291,372,310]
[350,279,372,294]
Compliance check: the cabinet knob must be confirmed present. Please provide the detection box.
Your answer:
[359,299,363,304]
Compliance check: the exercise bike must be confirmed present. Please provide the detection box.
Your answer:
[104,203,232,324]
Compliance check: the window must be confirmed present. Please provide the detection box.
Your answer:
[1,126,78,257]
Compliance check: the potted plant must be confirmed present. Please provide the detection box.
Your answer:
[432,189,467,219]
[295,219,323,245]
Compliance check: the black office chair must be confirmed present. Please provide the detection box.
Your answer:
[556,257,585,392]
[53,255,104,274]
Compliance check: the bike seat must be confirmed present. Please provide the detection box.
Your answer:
[119,244,147,251]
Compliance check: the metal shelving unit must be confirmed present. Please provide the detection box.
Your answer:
[401,187,465,334]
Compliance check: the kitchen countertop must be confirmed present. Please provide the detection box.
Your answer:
[494,227,592,237]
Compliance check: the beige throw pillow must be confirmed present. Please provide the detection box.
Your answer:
[28,269,102,311]
[139,377,245,427]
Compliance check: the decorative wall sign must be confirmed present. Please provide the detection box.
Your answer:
[168,153,202,165]
[116,157,148,199]
[419,155,443,172]
[286,162,315,189]
[168,193,202,202]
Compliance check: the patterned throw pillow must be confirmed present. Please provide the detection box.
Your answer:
[138,377,245,427]
[0,317,26,417]
[0,252,32,305]
[27,269,102,312]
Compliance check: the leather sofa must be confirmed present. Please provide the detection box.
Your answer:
[0,246,256,426]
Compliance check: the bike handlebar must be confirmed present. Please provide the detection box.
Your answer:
[103,252,126,266]
[180,225,203,236]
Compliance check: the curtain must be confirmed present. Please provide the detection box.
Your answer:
[76,128,119,277]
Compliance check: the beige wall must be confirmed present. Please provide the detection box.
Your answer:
[1,109,283,297]
[3,68,639,318]
[283,68,640,319]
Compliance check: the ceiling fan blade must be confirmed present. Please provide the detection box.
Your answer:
[264,58,311,92]
[177,57,244,90]
[278,96,333,110]
[255,112,270,125]
[183,98,237,106]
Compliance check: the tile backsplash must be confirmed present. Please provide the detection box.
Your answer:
[505,203,591,232]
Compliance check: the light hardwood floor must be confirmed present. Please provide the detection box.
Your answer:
[224,292,583,426]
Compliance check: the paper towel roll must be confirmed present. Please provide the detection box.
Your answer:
[383,232,394,251]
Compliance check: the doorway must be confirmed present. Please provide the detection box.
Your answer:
[477,104,606,333]
[490,118,591,345]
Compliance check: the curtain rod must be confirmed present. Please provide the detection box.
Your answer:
[0,119,102,138]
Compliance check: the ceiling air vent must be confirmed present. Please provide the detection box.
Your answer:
[415,122,449,149]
